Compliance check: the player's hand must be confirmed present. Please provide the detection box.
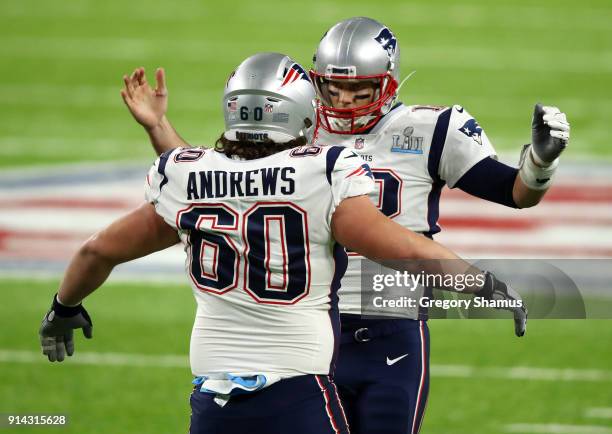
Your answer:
[121,67,168,131]
[39,294,93,362]
[476,272,527,337]
[531,103,570,164]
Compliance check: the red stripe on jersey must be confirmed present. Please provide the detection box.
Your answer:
[345,167,365,178]
[315,375,342,434]
[329,378,351,430]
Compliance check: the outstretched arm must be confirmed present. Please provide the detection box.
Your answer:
[331,196,465,276]
[121,67,189,155]
[457,104,570,209]
[455,156,540,209]
[331,196,527,336]
[58,203,179,305]
[40,203,179,361]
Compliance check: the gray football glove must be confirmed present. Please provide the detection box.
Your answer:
[476,272,527,337]
[531,103,570,163]
[39,294,93,362]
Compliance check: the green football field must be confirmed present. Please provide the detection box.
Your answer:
[1,280,611,434]
[1,0,611,168]
[1,0,611,432]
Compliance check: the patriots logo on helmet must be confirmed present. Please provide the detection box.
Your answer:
[374,28,397,57]
[281,63,310,87]
[459,118,483,145]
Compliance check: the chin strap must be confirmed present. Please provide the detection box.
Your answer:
[395,70,417,97]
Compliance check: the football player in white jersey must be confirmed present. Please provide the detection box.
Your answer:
[308,17,569,434]
[40,53,524,434]
[118,17,555,432]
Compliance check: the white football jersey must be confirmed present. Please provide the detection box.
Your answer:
[144,146,374,378]
[314,103,497,317]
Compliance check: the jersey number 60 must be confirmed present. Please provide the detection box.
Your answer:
[176,202,311,305]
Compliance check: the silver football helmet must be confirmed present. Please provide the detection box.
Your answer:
[223,52,315,143]
[310,17,401,134]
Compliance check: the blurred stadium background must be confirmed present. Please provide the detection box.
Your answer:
[1,0,611,433]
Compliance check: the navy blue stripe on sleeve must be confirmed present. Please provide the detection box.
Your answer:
[425,108,452,235]
[427,107,452,182]
[426,179,444,235]
[157,148,175,192]
[325,146,345,185]
[455,156,519,208]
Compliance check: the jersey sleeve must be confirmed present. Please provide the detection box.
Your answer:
[326,146,375,223]
[144,149,176,204]
[438,105,497,188]
[143,149,181,230]
[144,158,162,204]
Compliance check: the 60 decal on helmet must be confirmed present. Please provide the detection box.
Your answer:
[223,53,315,144]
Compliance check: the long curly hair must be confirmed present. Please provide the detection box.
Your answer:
[214,134,308,160]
